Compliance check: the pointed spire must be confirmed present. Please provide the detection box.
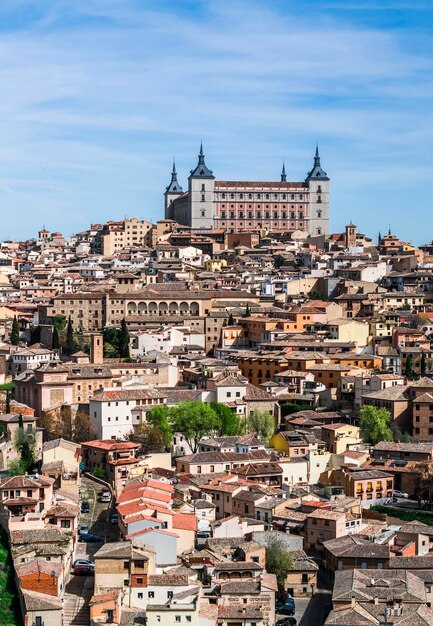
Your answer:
[281,162,287,182]
[388,224,391,236]
[306,143,328,181]
[314,143,321,166]
[198,141,205,165]
[165,156,183,194]
[189,142,214,178]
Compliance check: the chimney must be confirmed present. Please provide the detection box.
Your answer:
[90,332,104,365]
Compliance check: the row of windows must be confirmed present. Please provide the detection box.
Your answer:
[220,223,305,233]
[220,192,306,200]
[220,204,304,211]
[220,210,311,220]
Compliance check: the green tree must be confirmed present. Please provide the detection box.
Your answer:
[15,413,36,471]
[247,410,275,443]
[8,459,26,476]
[227,313,235,326]
[52,325,60,350]
[281,403,315,417]
[92,467,106,480]
[244,303,251,317]
[405,353,414,379]
[52,314,67,332]
[265,535,295,591]
[211,402,242,436]
[127,423,166,454]
[103,327,121,357]
[146,405,173,448]
[421,351,427,376]
[10,317,19,345]
[360,405,393,445]
[29,325,41,345]
[119,318,130,359]
[74,411,97,443]
[5,390,10,414]
[170,401,219,453]
[65,316,75,355]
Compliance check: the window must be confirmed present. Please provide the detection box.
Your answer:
[148,591,155,598]
[137,577,143,584]
[175,617,181,623]
[61,520,71,529]
[124,561,129,570]
[138,592,143,599]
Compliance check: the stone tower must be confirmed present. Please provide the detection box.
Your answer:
[345,223,357,248]
[306,145,330,236]
[90,332,104,365]
[164,159,183,216]
[187,142,215,229]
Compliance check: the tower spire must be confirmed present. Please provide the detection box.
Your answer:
[281,162,287,182]
[198,141,205,165]
[165,156,183,194]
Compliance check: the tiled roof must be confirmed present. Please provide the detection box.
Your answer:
[23,590,63,611]
[172,513,197,531]
[91,388,166,402]
[80,439,139,451]
[178,449,271,464]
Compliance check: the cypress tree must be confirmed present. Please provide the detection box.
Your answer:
[119,318,130,359]
[244,304,251,317]
[228,313,235,326]
[10,316,19,345]
[65,316,75,355]
[405,353,414,379]
[5,390,10,414]
[421,351,427,376]
[52,325,60,350]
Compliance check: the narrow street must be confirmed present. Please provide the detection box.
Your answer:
[63,476,118,626]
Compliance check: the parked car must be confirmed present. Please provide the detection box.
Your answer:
[79,524,89,535]
[73,564,95,576]
[81,500,90,513]
[101,491,111,503]
[393,490,409,499]
[276,601,295,616]
[73,559,94,569]
[79,533,104,543]
[276,618,297,626]
[196,531,210,539]
[110,512,119,524]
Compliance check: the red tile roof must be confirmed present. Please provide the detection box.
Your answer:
[172,513,197,532]
[80,440,139,451]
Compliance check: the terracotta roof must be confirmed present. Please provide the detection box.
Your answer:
[172,513,197,531]
[80,439,139,451]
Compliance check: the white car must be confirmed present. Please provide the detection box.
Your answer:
[393,490,409,499]
[101,491,111,503]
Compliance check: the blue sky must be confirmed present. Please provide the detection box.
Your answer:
[1,0,433,242]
